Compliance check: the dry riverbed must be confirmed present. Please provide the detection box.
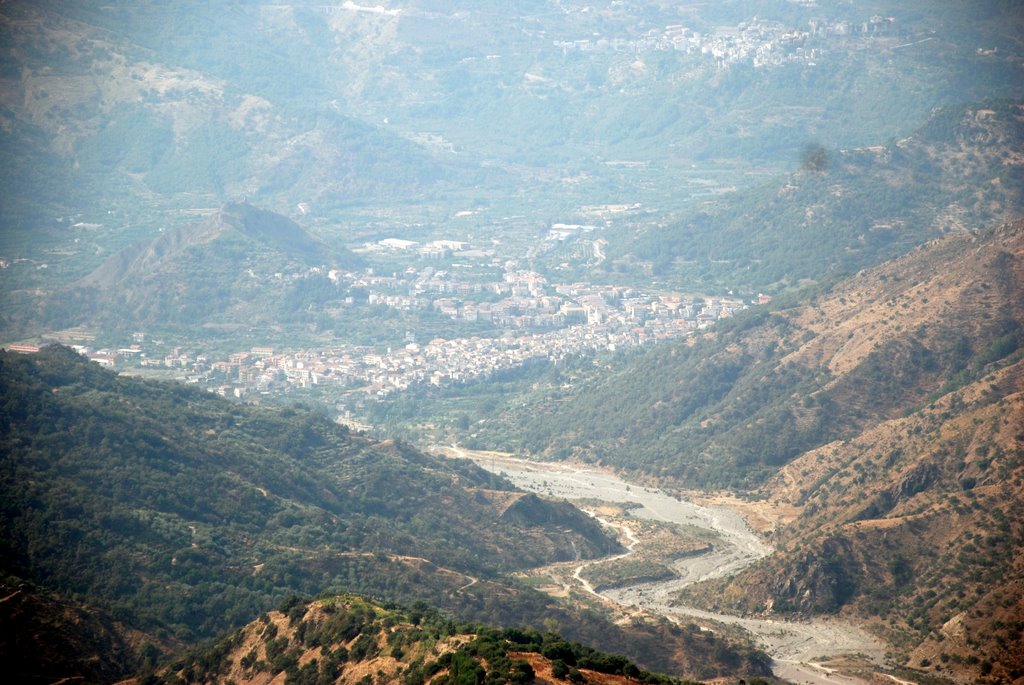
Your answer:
[435,446,892,685]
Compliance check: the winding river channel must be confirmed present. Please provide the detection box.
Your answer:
[445,448,889,685]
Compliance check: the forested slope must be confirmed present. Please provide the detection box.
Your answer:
[1,346,776,682]
[623,100,1024,290]
[482,220,1024,490]
[0,345,615,642]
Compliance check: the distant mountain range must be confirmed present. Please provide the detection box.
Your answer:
[0,1,486,226]
[2,0,1021,237]
[1,1,1022,345]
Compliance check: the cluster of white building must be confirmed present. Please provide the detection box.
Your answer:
[180,278,750,398]
[554,14,897,68]
[325,264,748,334]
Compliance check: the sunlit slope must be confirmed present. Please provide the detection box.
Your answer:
[487,220,1023,490]
[480,218,1024,680]
[697,351,1024,681]
[151,594,767,685]
[622,101,1024,289]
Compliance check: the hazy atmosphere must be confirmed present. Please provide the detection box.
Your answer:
[1,2,1023,684]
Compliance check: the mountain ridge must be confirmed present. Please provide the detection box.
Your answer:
[474,218,1024,678]
[79,203,340,290]
[150,594,727,685]
[55,203,362,327]
[483,219,1023,489]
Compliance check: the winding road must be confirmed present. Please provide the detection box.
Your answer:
[442,448,888,684]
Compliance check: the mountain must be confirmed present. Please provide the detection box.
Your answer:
[3,1,1022,346]
[0,347,612,645]
[2,0,1021,236]
[621,100,1024,290]
[0,1,480,222]
[0,345,774,682]
[695,351,1024,681]
[478,219,1024,677]
[48,203,361,327]
[483,220,1023,487]
[80,203,330,290]
[152,594,712,685]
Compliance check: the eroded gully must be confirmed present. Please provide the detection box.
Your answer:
[443,448,889,685]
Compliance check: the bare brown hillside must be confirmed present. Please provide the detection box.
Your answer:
[148,595,735,685]
[778,218,1024,438]
[683,221,1024,683]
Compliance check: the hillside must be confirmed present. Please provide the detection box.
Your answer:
[0,1,479,218]
[623,100,1024,290]
[0,575,142,685]
[80,203,332,290]
[482,220,1024,488]
[0,348,612,652]
[50,203,361,327]
[476,219,1024,679]
[152,594,716,685]
[0,345,775,682]
[693,353,1024,681]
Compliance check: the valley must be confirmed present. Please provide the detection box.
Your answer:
[439,447,888,685]
[2,1,1023,683]
[0,346,773,683]
[92,263,750,400]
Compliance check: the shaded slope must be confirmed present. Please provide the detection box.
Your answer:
[0,574,142,685]
[0,345,618,646]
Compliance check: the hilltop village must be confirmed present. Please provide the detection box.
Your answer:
[552,14,898,69]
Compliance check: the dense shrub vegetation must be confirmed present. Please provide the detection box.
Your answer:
[0,345,613,642]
